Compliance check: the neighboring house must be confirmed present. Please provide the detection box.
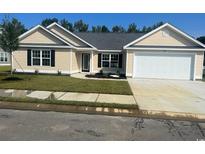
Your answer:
[0,48,10,66]
[0,27,11,66]
[12,22,205,80]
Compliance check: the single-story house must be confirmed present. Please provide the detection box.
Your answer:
[12,22,205,80]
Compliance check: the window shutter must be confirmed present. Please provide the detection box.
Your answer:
[98,53,101,68]
[51,50,55,67]
[27,49,31,66]
[119,54,123,68]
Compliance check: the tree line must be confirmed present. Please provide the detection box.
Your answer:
[41,18,164,33]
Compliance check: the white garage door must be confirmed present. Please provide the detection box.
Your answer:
[133,52,194,80]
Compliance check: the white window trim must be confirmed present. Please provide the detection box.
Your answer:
[0,52,8,62]
[101,53,110,68]
[31,49,51,66]
[42,50,51,66]
[101,53,119,68]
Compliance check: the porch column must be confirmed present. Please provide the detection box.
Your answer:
[91,51,94,73]
[69,49,72,74]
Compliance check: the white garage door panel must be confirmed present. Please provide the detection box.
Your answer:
[134,53,194,80]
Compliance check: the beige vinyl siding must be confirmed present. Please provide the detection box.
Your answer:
[71,50,81,73]
[125,51,134,77]
[195,51,204,79]
[134,27,198,47]
[20,28,64,45]
[13,48,71,73]
[49,25,87,46]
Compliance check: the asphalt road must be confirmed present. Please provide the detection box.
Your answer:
[0,109,205,141]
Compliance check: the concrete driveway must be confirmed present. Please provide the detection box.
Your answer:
[128,79,205,116]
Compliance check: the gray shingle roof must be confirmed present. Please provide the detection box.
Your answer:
[74,32,145,50]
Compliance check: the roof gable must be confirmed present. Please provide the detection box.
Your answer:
[19,25,72,46]
[47,23,96,49]
[124,23,205,49]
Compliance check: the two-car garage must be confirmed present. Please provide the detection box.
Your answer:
[124,23,205,80]
[133,52,195,80]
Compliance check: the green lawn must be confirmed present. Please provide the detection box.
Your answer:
[0,74,132,95]
[0,66,11,72]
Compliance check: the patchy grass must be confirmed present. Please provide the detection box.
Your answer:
[0,74,132,95]
[0,66,11,72]
[0,96,138,110]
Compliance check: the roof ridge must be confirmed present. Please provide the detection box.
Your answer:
[74,32,145,34]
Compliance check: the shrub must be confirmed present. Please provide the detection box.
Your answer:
[58,70,62,75]
[35,69,39,74]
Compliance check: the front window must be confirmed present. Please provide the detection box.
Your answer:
[102,54,109,67]
[32,49,51,66]
[101,53,119,68]
[0,52,8,62]
[32,50,40,66]
[111,54,119,68]
[42,50,51,66]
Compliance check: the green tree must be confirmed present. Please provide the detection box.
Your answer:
[92,25,102,33]
[151,21,164,30]
[141,22,164,33]
[197,36,205,66]
[145,27,152,33]
[74,20,88,32]
[101,25,109,32]
[41,18,58,27]
[127,23,138,33]
[60,19,74,32]
[141,26,147,33]
[92,26,102,32]
[92,25,109,32]
[112,25,125,33]
[0,17,26,74]
[197,36,205,44]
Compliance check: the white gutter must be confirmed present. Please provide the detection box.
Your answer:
[124,47,205,51]
[98,50,122,52]
[19,45,73,49]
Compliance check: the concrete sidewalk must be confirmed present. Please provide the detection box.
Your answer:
[0,89,136,105]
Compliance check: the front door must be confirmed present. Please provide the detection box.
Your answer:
[82,53,90,72]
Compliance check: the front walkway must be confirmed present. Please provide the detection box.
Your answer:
[128,78,205,117]
[0,89,136,105]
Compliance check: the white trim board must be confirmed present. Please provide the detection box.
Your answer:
[98,50,122,52]
[124,23,205,49]
[47,22,97,50]
[125,47,205,51]
[0,64,11,66]
[19,45,73,49]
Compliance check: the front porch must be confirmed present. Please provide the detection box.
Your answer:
[72,50,95,74]
[73,50,125,76]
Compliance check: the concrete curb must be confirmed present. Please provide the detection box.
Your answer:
[1,101,205,122]
[139,109,205,122]
[0,101,139,117]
